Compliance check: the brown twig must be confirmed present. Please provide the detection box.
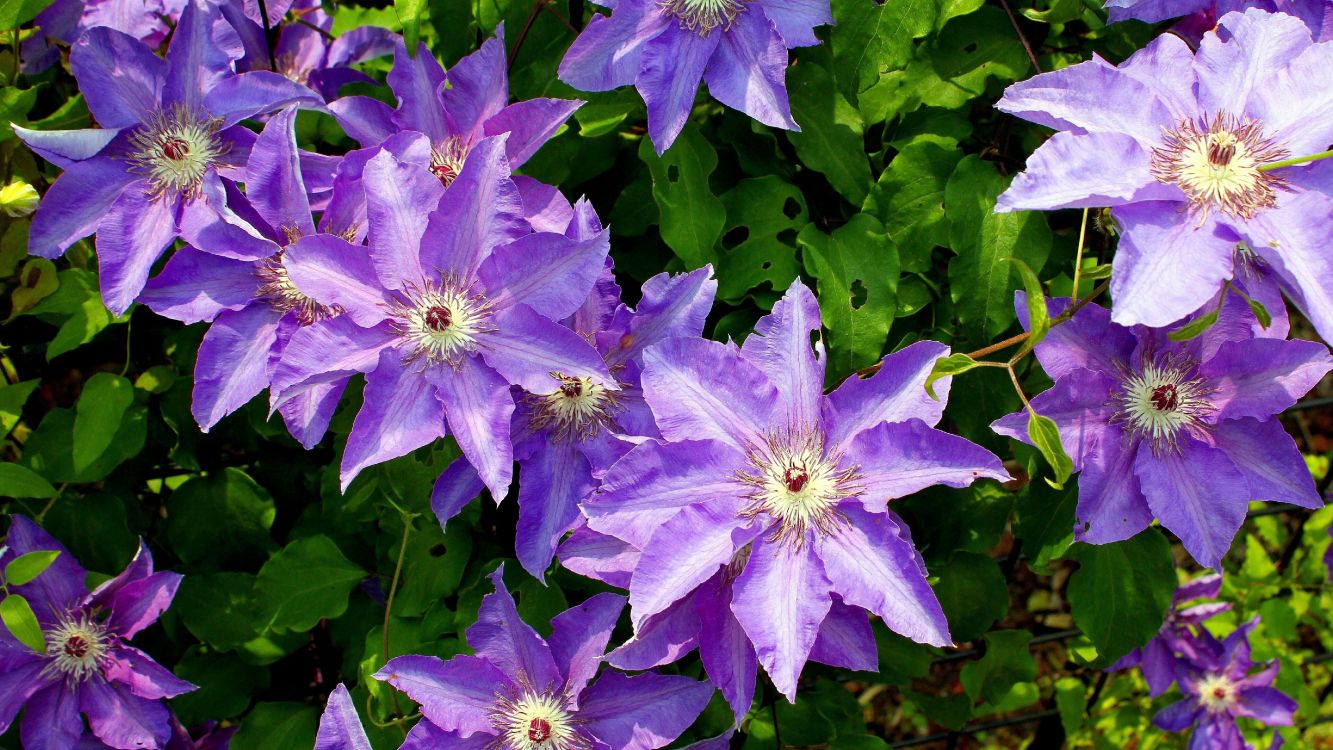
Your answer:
[965,279,1111,360]
[997,0,1043,74]
[508,0,552,71]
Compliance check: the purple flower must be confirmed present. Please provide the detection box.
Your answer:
[1153,618,1297,750]
[993,294,1332,568]
[1104,0,1332,42]
[14,0,324,314]
[79,718,236,750]
[1109,572,1233,695]
[558,0,830,153]
[0,516,195,750]
[431,261,718,580]
[313,684,371,750]
[376,567,713,750]
[270,142,613,497]
[138,107,353,446]
[329,30,580,186]
[579,281,1009,716]
[22,0,186,73]
[995,9,1333,340]
[226,0,398,101]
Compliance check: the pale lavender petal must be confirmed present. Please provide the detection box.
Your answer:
[749,0,832,47]
[480,229,611,322]
[731,539,832,700]
[484,98,585,169]
[847,420,1009,508]
[1136,439,1249,569]
[607,594,700,670]
[283,233,390,327]
[1248,36,1333,153]
[739,280,823,428]
[606,266,717,368]
[579,671,714,750]
[695,580,757,724]
[1109,202,1237,329]
[1213,418,1323,509]
[636,22,720,153]
[96,186,180,315]
[558,527,640,589]
[340,347,448,489]
[1242,190,1333,342]
[435,357,515,502]
[375,655,503,737]
[548,592,626,704]
[991,371,1120,469]
[327,24,399,66]
[81,678,171,750]
[328,95,398,147]
[824,340,952,450]
[1075,427,1154,544]
[997,131,1168,211]
[440,33,507,139]
[630,501,764,626]
[69,27,164,128]
[819,506,951,648]
[278,378,347,450]
[515,176,575,233]
[516,441,594,580]
[363,150,444,290]
[270,317,393,396]
[386,40,448,141]
[477,304,615,392]
[13,126,120,169]
[641,337,777,450]
[418,135,526,283]
[205,71,324,128]
[27,157,135,259]
[178,173,280,262]
[1196,9,1313,120]
[467,567,562,688]
[559,2,670,92]
[104,645,195,699]
[703,11,797,130]
[139,246,257,324]
[314,684,372,750]
[809,599,877,672]
[583,439,747,549]
[246,107,314,237]
[995,54,1173,142]
[1202,338,1332,421]
[192,305,283,430]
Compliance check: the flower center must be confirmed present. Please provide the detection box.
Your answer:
[256,251,342,326]
[44,616,109,683]
[430,138,470,187]
[1196,673,1238,714]
[659,0,745,34]
[528,373,621,443]
[492,689,588,750]
[275,54,311,84]
[1149,113,1289,221]
[737,428,860,546]
[128,104,227,198]
[388,279,494,368]
[1112,354,1215,453]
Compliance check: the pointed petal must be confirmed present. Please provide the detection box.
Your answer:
[103,645,196,699]
[739,280,823,428]
[418,134,526,282]
[641,337,777,450]
[435,356,516,502]
[731,539,832,701]
[192,305,283,430]
[440,33,508,138]
[284,233,390,327]
[484,98,584,169]
[362,150,444,290]
[995,55,1171,142]
[1020,295,1138,381]
[825,340,952,450]
[1242,190,1333,343]
[1136,440,1249,569]
[375,654,504,737]
[27,157,135,259]
[386,40,448,141]
[1213,418,1323,509]
[478,304,614,392]
[703,11,797,130]
[14,125,120,169]
[1196,9,1313,120]
[96,187,180,314]
[579,672,714,750]
[848,420,1009,508]
[479,227,612,321]
[559,3,669,92]
[809,599,877,672]
[328,95,398,147]
[315,684,373,750]
[608,594,700,671]
[340,347,448,489]
[1109,202,1237,329]
[20,684,83,750]
[105,569,181,639]
[515,441,594,580]
[431,459,487,529]
[1,515,87,615]
[140,246,258,324]
[818,506,951,648]
[81,678,171,750]
[559,527,641,589]
[748,0,832,47]
[1074,427,1154,544]
[606,266,716,368]
[695,580,758,724]
[278,377,348,450]
[246,107,315,236]
[636,23,719,153]
[69,27,164,128]
[271,317,394,396]
[548,592,626,704]
[1235,686,1297,725]
[466,567,562,688]
[1202,338,1332,421]
[997,131,1167,211]
[0,660,46,735]
[166,0,243,110]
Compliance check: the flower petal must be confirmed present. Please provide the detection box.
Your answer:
[636,22,719,154]
[749,0,831,47]
[431,459,487,530]
[328,95,398,147]
[20,684,82,750]
[641,337,777,450]
[339,347,448,489]
[848,420,1009,508]
[1136,439,1249,569]
[739,280,823,428]
[484,98,585,170]
[315,684,372,750]
[996,53,1174,142]
[271,316,394,397]
[466,567,562,689]
[140,246,258,324]
[246,107,315,237]
[560,2,669,92]
[1213,418,1323,509]
[997,131,1168,211]
[284,233,390,327]
[479,227,613,322]
[440,33,508,139]
[1202,338,1332,421]
[81,677,171,750]
[69,27,164,128]
[418,134,527,283]
[362,149,444,290]
[96,185,180,315]
[477,304,614,392]
[27,156,135,259]
[386,40,448,142]
[1074,427,1154,544]
[548,592,626,705]
[1109,202,1237,329]
[703,11,797,130]
[824,340,951,450]
[579,671,714,750]
[435,356,516,504]
[731,539,832,701]
[695,579,757,724]
[516,441,595,581]
[375,655,504,737]
[809,599,877,673]
[193,305,284,431]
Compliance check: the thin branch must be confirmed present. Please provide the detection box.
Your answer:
[255,0,279,71]
[965,279,1111,360]
[509,0,551,71]
[997,0,1042,74]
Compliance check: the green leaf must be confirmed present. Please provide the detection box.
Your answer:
[21,404,147,483]
[1007,257,1049,354]
[946,156,1052,343]
[427,0,473,63]
[1168,309,1219,341]
[863,140,963,273]
[9,257,57,316]
[934,552,1009,643]
[1054,677,1087,735]
[959,630,1036,706]
[27,269,116,359]
[1026,411,1073,489]
[1012,468,1077,574]
[229,702,319,750]
[133,365,176,394]
[4,549,60,586]
[72,372,134,474]
[911,8,1031,110]
[774,699,836,746]
[0,462,55,498]
[717,176,806,303]
[827,0,934,96]
[924,353,980,400]
[637,126,724,268]
[253,535,365,633]
[902,689,971,730]
[391,517,472,617]
[166,469,277,569]
[1081,263,1113,281]
[0,86,38,141]
[174,572,263,652]
[1067,529,1177,666]
[1023,0,1084,23]
[394,0,426,51]
[787,60,871,206]
[171,648,270,725]
[798,215,898,381]
[0,594,43,652]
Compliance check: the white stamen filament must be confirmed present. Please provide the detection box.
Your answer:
[43,616,110,683]
[1150,113,1289,221]
[737,428,860,546]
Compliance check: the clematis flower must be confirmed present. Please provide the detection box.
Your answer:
[225,0,398,101]
[1153,618,1297,750]
[14,0,324,314]
[376,567,713,750]
[271,142,613,498]
[992,294,1332,569]
[558,0,829,153]
[313,684,372,750]
[1103,0,1332,42]
[21,0,186,73]
[0,516,195,750]
[431,255,718,581]
[1109,572,1233,696]
[996,10,1333,340]
[579,280,1009,716]
[78,718,236,750]
[328,30,580,188]
[138,107,354,447]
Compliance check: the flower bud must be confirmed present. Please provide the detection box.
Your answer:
[0,181,39,217]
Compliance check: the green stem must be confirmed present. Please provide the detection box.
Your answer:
[1072,207,1089,297]
[1260,149,1333,171]
[382,516,413,739]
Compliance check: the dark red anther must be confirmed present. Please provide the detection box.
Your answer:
[429,163,458,187]
[1207,140,1236,166]
[162,137,190,160]
[1150,384,1179,412]
[783,466,809,493]
[423,306,452,331]
[528,718,552,743]
[560,380,583,399]
[64,635,89,658]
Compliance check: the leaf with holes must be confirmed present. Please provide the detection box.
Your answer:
[637,126,724,269]
[798,214,899,382]
[717,176,807,303]
[253,535,366,634]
